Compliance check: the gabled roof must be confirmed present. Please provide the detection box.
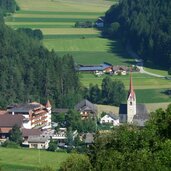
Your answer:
[108,113,119,120]
[78,63,112,72]
[28,136,49,143]
[22,129,42,137]
[8,103,42,113]
[133,104,149,120]
[0,114,24,127]
[45,100,51,108]
[75,99,97,113]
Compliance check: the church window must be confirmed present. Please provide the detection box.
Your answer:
[130,102,132,105]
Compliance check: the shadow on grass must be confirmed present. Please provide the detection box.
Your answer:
[144,61,168,72]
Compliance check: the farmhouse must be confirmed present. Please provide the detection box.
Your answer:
[22,128,42,146]
[113,66,128,75]
[119,72,149,126]
[28,136,50,149]
[0,114,24,140]
[78,62,112,73]
[7,100,52,129]
[100,113,119,126]
[75,99,97,119]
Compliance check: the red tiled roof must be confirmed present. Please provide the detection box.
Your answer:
[128,71,136,100]
[0,127,11,133]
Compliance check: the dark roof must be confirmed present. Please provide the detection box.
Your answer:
[134,104,149,120]
[119,104,127,114]
[28,136,49,143]
[78,63,112,72]
[108,113,119,120]
[22,129,42,137]
[8,103,42,113]
[75,99,97,113]
[119,104,148,119]
[0,114,24,127]
[113,66,128,71]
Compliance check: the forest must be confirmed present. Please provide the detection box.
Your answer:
[104,0,171,68]
[0,0,81,108]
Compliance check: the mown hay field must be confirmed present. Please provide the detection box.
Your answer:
[0,147,69,171]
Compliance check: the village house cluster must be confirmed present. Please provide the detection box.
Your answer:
[0,73,149,150]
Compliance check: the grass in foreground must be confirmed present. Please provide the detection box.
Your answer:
[0,147,69,171]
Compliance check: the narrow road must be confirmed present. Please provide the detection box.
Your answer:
[137,66,165,78]
[126,46,165,78]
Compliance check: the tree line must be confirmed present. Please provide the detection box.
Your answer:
[83,76,126,106]
[104,0,171,68]
[0,16,81,108]
[0,0,19,15]
[59,104,171,171]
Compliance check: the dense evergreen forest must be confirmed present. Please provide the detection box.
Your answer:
[0,0,81,108]
[0,0,19,15]
[104,0,171,68]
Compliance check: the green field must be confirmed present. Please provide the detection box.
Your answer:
[80,73,171,89]
[5,0,170,103]
[0,147,69,171]
[6,0,133,66]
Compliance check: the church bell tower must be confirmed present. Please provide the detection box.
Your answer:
[127,71,136,123]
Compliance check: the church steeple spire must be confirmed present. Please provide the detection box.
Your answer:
[127,70,135,100]
[127,68,136,123]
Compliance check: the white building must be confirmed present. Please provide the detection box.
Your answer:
[100,113,119,126]
[28,136,50,149]
[119,72,149,126]
[7,100,52,129]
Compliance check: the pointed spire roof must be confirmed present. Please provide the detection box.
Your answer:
[127,68,136,100]
[45,100,51,108]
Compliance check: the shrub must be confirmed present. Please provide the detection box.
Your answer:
[2,140,20,148]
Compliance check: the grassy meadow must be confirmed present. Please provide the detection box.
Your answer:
[5,0,171,104]
[6,0,133,65]
[0,147,69,171]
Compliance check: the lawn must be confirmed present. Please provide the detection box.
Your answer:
[79,73,171,89]
[0,147,69,171]
[57,51,134,65]
[15,0,114,12]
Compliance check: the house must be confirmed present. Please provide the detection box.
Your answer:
[100,113,119,126]
[52,128,67,146]
[95,17,104,28]
[28,136,50,149]
[22,128,42,146]
[78,63,112,73]
[119,72,149,126]
[75,99,97,119]
[0,114,24,140]
[7,100,52,129]
[113,66,128,75]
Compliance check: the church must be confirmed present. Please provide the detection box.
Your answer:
[119,72,149,126]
